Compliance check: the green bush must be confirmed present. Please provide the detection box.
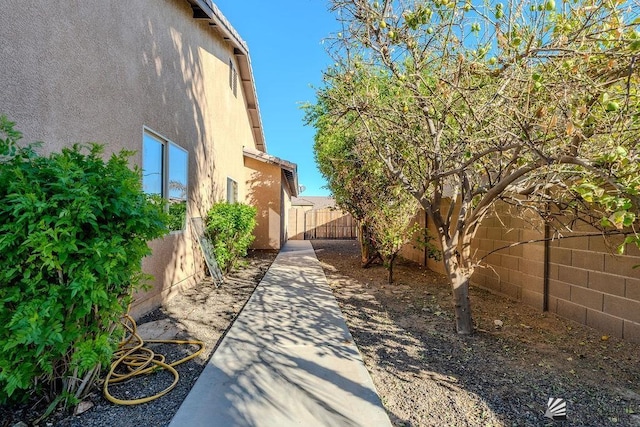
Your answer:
[205,202,257,273]
[0,117,168,405]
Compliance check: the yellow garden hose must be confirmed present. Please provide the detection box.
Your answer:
[103,314,205,405]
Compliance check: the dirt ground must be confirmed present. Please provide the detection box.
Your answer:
[312,239,640,427]
[4,240,640,426]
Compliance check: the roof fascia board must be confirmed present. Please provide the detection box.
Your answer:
[243,147,296,172]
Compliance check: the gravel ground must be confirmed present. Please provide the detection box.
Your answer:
[5,240,640,426]
[312,239,640,427]
[1,250,276,427]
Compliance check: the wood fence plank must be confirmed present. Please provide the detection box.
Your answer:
[290,208,357,240]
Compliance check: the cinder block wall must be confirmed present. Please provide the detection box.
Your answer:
[471,205,640,342]
[547,233,640,342]
[471,213,546,310]
[402,201,640,343]
[399,209,428,265]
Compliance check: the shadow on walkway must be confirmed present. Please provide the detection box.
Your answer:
[169,240,391,427]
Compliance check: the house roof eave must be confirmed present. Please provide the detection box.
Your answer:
[185,0,266,152]
[243,147,299,197]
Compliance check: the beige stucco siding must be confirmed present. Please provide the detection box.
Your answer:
[281,176,293,244]
[0,0,259,316]
[244,157,283,250]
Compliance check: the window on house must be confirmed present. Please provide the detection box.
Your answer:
[227,177,238,203]
[142,130,188,232]
[229,59,238,97]
[142,134,164,196]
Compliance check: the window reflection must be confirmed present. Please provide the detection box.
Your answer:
[142,130,189,232]
[168,144,188,231]
[169,144,188,201]
[142,134,163,196]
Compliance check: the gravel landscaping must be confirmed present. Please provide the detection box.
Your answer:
[3,240,640,426]
[1,250,276,427]
[312,239,640,427]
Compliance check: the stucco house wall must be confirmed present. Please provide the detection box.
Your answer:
[0,0,285,317]
[243,149,298,250]
[244,157,283,250]
[281,172,294,245]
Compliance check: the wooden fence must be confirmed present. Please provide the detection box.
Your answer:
[288,208,357,240]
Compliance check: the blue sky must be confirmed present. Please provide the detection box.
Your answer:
[214,1,340,196]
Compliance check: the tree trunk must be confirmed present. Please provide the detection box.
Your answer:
[359,223,370,264]
[387,253,396,284]
[441,248,474,334]
[451,273,473,334]
[362,251,382,268]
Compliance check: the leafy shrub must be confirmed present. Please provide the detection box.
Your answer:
[0,117,168,405]
[205,202,257,273]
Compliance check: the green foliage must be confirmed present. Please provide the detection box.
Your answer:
[0,116,36,161]
[205,202,257,274]
[167,200,187,231]
[413,227,442,262]
[572,146,640,253]
[0,117,168,404]
[306,99,419,282]
[319,0,640,332]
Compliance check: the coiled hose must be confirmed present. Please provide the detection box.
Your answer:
[103,314,204,405]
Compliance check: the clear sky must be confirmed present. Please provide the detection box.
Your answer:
[213,1,340,197]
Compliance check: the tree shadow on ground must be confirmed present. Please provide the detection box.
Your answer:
[312,239,640,427]
[44,250,276,427]
[168,241,391,426]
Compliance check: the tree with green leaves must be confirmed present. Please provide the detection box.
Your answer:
[309,102,419,282]
[313,0,640,334]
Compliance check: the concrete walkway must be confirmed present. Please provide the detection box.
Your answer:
[169,240,391,427]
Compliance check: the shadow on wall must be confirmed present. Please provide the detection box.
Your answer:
[245,170,280,249]
[135,6,234,314]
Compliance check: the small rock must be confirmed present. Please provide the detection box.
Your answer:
[75,400,94,415]
[494,320,504,328]
[12,422,28,427]
[617,387,640,401]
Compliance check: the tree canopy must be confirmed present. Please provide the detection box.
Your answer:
[308,98,420,283]
[312,0,640,333]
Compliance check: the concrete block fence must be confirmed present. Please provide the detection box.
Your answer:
[400,205,640,343]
